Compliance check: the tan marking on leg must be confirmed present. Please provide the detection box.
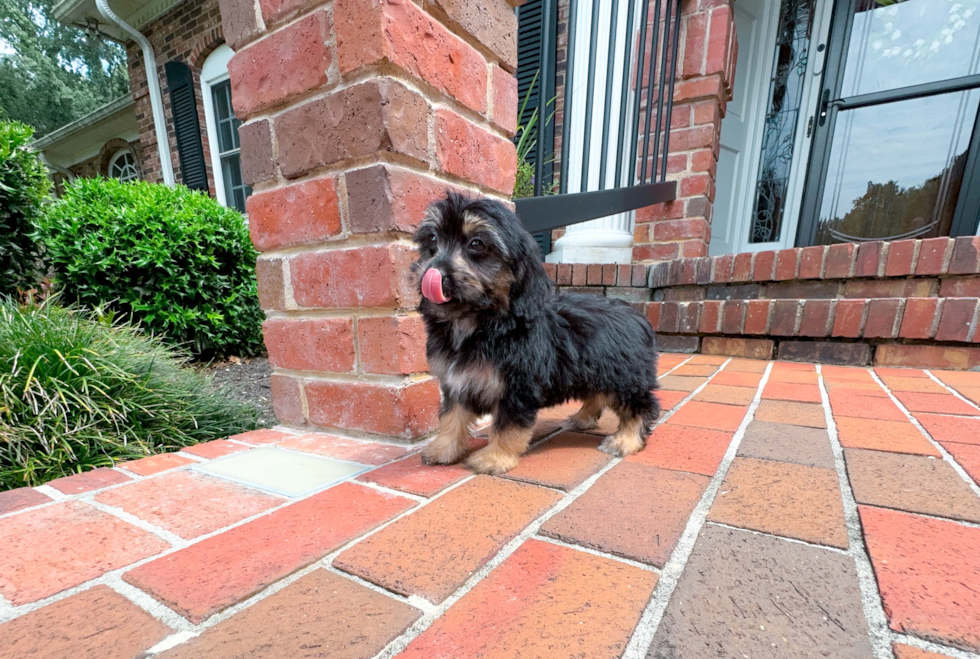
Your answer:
[466,423,532,475]
[599,411,646,457]
[422,406,477,465]
[564,395,610,431]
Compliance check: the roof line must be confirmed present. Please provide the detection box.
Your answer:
[33,95,136,149]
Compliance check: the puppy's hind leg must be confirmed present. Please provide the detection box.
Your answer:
[564,395,608,431]
[466,422,532,475]
[422,403,477,465]
[599,392,657,457]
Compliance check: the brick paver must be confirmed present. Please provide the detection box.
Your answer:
[845,448,980,523]
[95,471,283,539]
[0,501,169,605]
[47,468,131,495]
[118,452,195,476]
[860,506,980,651]
[628,424,733,476]
[159,570,420,659]
[648,525,873,658]
[124,482,413,622]
[0,586,170,659]
[334,476,561,603]
[709,457,848,548]
[737,421,835,468]
[400,539,657,659]
[504,431,612,490]
[3,354,980,658]
[0,487,50,515]
[541,462,707,566]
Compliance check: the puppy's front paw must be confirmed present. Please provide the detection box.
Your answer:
[465,447,519,475]
[421,438,467,465]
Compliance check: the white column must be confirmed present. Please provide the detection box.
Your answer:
[547,0,639,264]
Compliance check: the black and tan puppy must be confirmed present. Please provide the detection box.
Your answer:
[412,192,660,475]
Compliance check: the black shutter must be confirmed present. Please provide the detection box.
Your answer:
[516,0,556,258]
[165,61,209,193]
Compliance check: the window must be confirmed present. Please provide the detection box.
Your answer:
[108,149,140,182]
[201,45,252,214]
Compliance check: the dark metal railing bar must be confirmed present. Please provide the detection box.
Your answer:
[580,0,604,191]
[558,0,578,194]
[628,0,651,188]
[660,0,682,182]
[613,0,637,189]
[533,0,554,197]
[650,0,672,182]
[597,0,620,190]
[640,0,662,185]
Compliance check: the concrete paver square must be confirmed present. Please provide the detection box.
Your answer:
[710,371,763,387]
[159,570,421,659]
[762,382,822,403]
[658,375,705,392]
[358,452,473,497]
[844,448,980,523]
[124,482,413,622]
[96,471,283,539]
[647,524,873,659]
[754,400,827,428]
[400,539,657,659]
[894,391,980,416]
[193,446,369,497]
[829,393,906,420]
[277,433,410,465]
[726,359,768,372]
[879,376,948,393]
[504,431,612,491]
[0,586,170,659]
[541,462,708,566]
[671,364,719,377]
[694,384,756,406]
[627,424,733,476]
[0,501,169,605]
[709,457,848,548]
[860,505,980,651]
[835,417,940,456]
[737,421,835,468]
[334,476,561,604]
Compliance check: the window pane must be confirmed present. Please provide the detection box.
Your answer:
[815,89,980,244]
[221,153,249,214]
[211,81,236,152]
[841,0,980,97]
[749,0,816,243]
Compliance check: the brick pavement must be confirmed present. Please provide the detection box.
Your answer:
[1,354,980,658]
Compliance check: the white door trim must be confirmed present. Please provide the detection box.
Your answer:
[200,44,235,209]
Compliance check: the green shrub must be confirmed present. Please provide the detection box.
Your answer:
[0,300,258,489]
[37,177,264,356]
[0,120,51,298]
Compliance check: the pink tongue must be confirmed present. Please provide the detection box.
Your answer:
[421,268,450,304]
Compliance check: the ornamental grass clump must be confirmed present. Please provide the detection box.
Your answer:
[0,300,258,490]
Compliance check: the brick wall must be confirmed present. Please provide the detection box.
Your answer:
[222,0,520,439]
[539,237,980,370]
[127,0,225,189]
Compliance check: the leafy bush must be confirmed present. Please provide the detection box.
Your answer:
[38,177,264,356]
[0,120,51,298]
[0,300,258,489]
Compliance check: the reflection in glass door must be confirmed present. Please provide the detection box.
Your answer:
[798,0,980,245]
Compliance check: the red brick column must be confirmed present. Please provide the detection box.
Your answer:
[632,0,736,263]
[219,0,519,440]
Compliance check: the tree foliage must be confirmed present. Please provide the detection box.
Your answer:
[0,0,129,136]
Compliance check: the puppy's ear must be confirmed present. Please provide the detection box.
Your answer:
[505,213,553,320]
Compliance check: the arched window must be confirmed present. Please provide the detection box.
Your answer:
[108,149,140,182]
[201,44,251,214]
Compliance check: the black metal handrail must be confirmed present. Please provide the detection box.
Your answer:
[516,0,682,233]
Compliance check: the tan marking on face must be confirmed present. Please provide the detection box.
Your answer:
[422,405,477,465]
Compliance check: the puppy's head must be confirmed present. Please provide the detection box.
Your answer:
[412,192,551,320]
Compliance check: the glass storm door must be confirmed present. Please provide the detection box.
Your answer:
[798,0,980,245]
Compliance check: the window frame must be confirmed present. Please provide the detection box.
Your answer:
[108,148,140,182]
[200,44,247,213]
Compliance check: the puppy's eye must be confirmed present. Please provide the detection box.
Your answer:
[468,238,486,253]
[428,235,437,246]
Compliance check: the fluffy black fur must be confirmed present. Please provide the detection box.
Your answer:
[412,192,660,471]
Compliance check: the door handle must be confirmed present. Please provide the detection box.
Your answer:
[818,89,830,126]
